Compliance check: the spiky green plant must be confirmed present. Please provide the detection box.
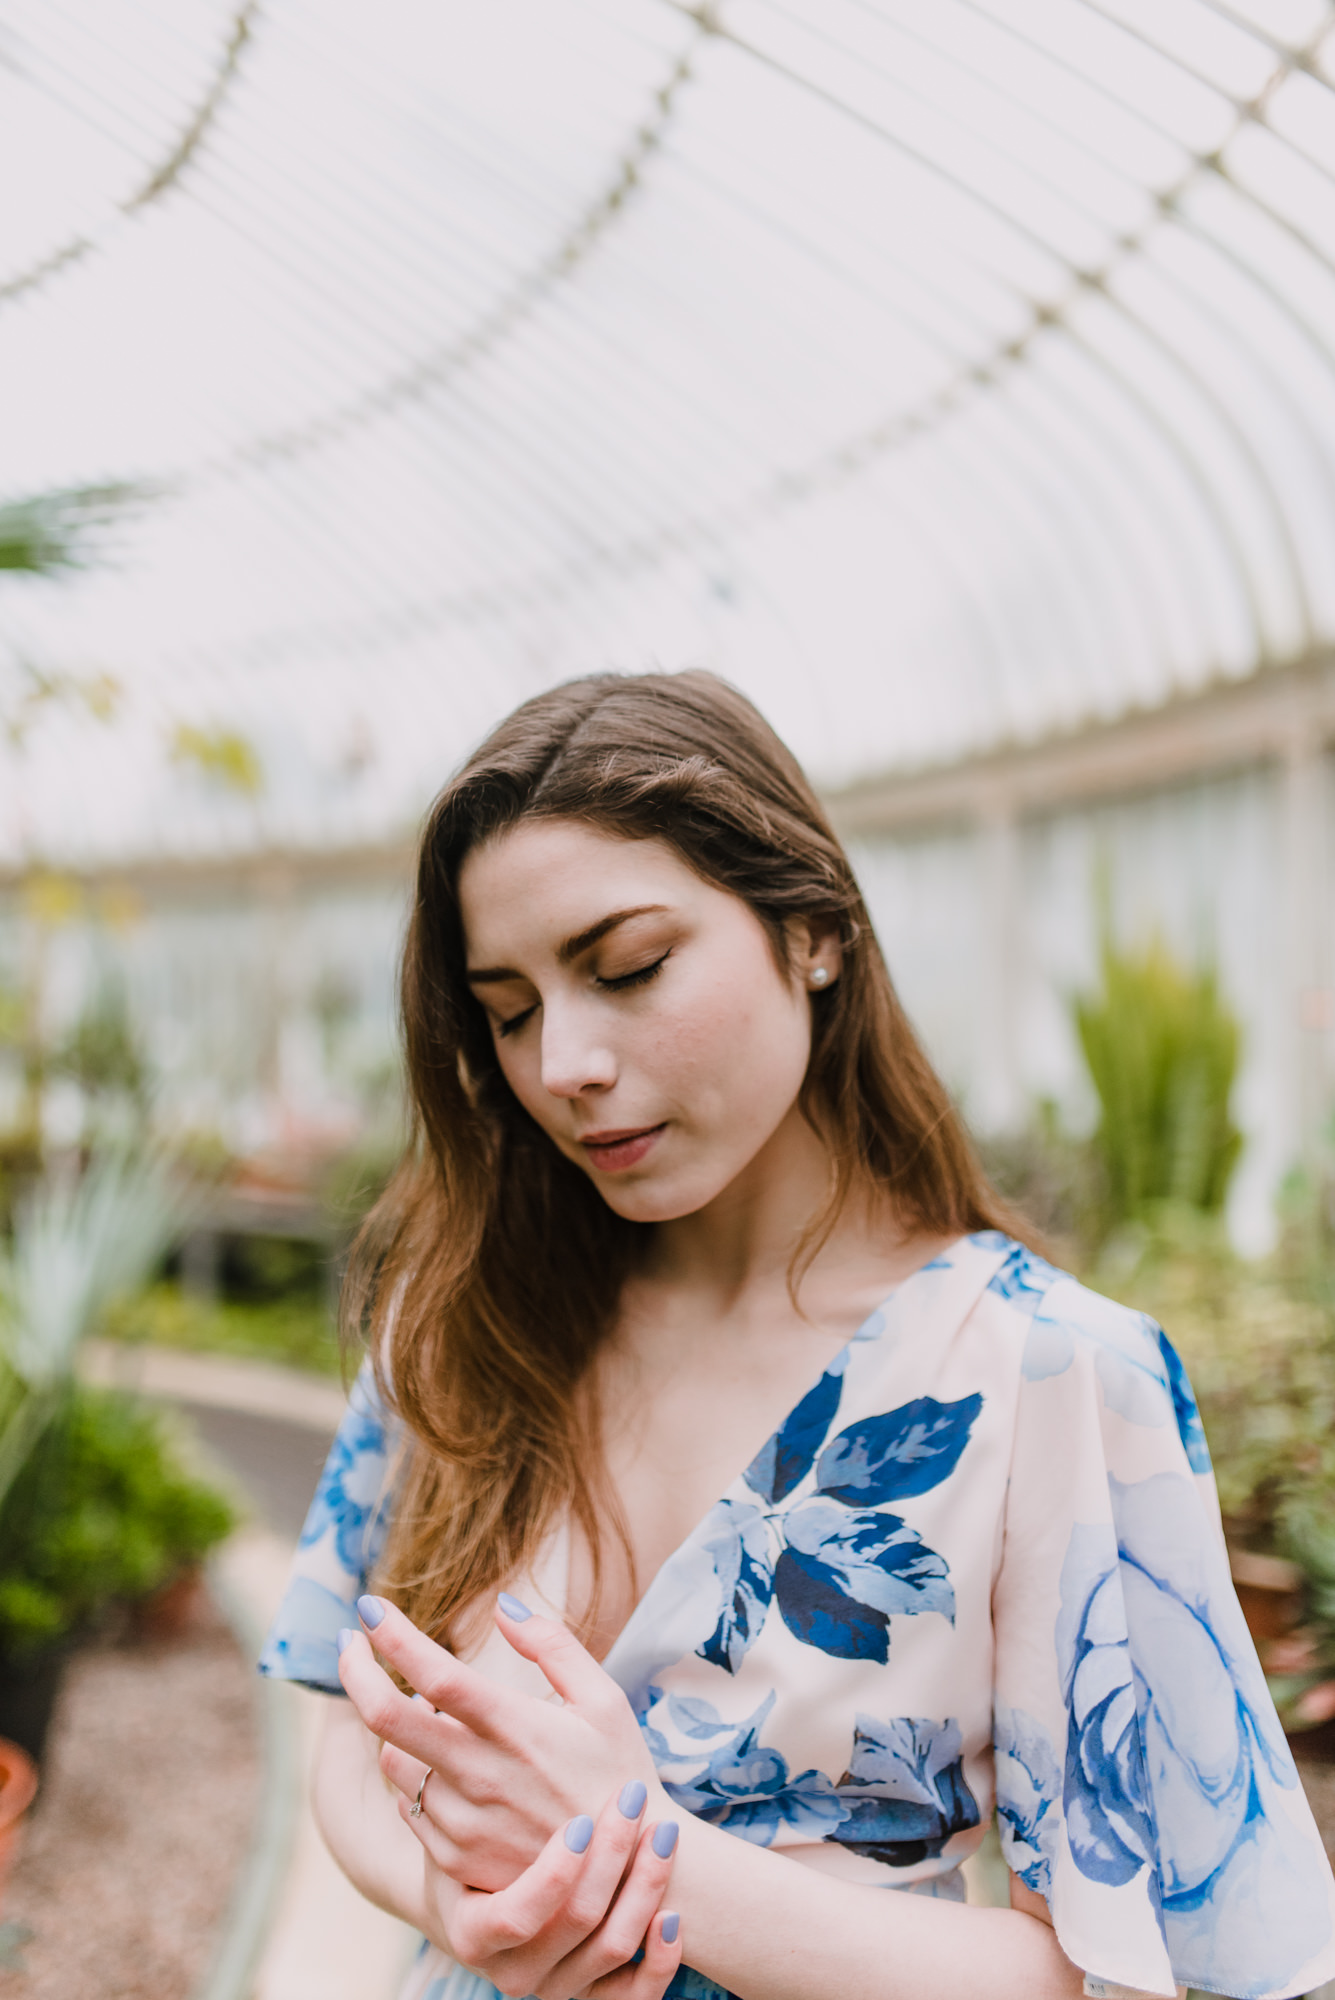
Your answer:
[0,1148,190,1512]
[1075,935,1242,1225]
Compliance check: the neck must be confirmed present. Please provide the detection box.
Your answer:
[643,1101,888,1312]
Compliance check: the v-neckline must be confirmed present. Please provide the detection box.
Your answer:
[597,1233,977,1679]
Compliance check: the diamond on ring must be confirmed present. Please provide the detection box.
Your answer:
[410,1769,431,1819]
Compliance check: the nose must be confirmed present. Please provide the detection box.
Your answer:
[539,1000,617,1099]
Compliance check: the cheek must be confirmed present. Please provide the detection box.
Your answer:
[664,958,810,1122]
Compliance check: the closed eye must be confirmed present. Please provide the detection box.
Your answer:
[597,951,670,992]
[496,1003,538,1039]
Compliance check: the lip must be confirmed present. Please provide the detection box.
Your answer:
[577,1123,666,1173]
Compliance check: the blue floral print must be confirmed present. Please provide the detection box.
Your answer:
[744,1356,847,1505]
[777,1500,953,1660]
[993,1703,1061,1894]
[814,1394,982,1504]
[832,1713,980,1867]
[986,1240,1060,1315]
[265,1233,1335,2000]
[1058,1472,1332,1993]
[298,1390,392,1576]
[703,1387,980,1669]
[643,1689,977,1868]
[1155,1326,1212,1473]
[645,1690,848,1846]
[697,1500,774,1674]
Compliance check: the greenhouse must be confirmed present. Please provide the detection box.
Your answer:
[1,3,1335,1996]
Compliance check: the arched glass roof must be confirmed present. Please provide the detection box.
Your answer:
[3,0,1334,863]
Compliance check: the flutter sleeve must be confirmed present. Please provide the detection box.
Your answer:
[258,1359,398,1693]
[990,1270,1335,2000]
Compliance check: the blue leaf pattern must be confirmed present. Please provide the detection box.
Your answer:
[647,1690,850,1846]
[814,1394,982,1505]
[987,1240,1060,1315]
[774,1499,954,1661]
[744,1356,846,1505]
[831,1713,980,1867]
[696,1498,775,1674]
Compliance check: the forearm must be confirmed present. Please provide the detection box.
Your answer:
[663,1800,1084,2000]
[312,1700,435,1935]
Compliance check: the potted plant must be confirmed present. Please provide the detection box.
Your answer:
[0,1146,197,1766]
[0,1383,235,1761]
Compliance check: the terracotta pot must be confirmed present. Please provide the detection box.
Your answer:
[0,1736,38,1908]
[130,1565,209,1641]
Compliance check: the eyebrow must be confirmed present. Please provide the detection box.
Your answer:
[465,905,671,985]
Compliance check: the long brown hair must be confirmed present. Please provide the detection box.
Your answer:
[349,670,1018,1644]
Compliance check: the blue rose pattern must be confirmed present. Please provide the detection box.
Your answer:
[994,1702,1061,1894]
[298,1394,392,1576]
[1056,1472,1331,1992]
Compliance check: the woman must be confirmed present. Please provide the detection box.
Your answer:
[262,671,1335,2000]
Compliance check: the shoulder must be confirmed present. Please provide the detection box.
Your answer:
[968,1233,1210,1474]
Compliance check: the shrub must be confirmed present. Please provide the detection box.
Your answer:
[1075,936,1242,1225]
[0,1386,234,1654]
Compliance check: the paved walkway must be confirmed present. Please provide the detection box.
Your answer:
[84,1343,419,2000]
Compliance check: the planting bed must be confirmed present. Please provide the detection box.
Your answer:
[0,1589,260,1999]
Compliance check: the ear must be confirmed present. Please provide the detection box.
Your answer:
[786,917,841,993]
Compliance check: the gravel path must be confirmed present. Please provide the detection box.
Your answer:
[0,1596,260,2000]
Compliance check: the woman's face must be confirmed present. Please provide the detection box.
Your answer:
[457,819,839,1224]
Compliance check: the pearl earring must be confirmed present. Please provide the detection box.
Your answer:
[810,967,829,988]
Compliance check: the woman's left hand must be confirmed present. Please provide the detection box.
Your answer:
[338,1594,663,1893]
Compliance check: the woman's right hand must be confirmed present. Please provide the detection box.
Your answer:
[414,1779,683,2000]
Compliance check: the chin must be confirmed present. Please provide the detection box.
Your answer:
[587,1165,733,1226]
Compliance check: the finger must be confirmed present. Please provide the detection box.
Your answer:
[551,1816,680,1995]
[585,1908,682,2000]
[448,1809,601,1966]
[532,1783,660,1970]
[494,1594,628,1716]
[379,1739,434,1803]
[338,1628,460,1764]
[356,1596,513,1736]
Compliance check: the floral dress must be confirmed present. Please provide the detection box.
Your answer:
[260,1233,1335,2000]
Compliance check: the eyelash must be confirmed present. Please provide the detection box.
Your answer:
[495,952,670,1038]
[598,950,670,993]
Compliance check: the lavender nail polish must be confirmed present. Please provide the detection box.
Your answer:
[356,1594,386,1629]
[497,1592,533,1622]
[336,1627,357,1656]
[618,1780,647,1820]
[661,1913,680,1945]
[651,1822,679,1859]
[565,1814,594,1854]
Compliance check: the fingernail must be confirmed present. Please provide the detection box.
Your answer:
[356,1594,386,1629]
[661,1913,680,1945]
[651,1821,679,1859]
[336,1627,356,1656]
[618,1780,647,1820]
[497,1592,533,1622]
[564,1814,594,1854]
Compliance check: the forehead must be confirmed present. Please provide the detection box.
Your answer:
[457,820,703,953]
